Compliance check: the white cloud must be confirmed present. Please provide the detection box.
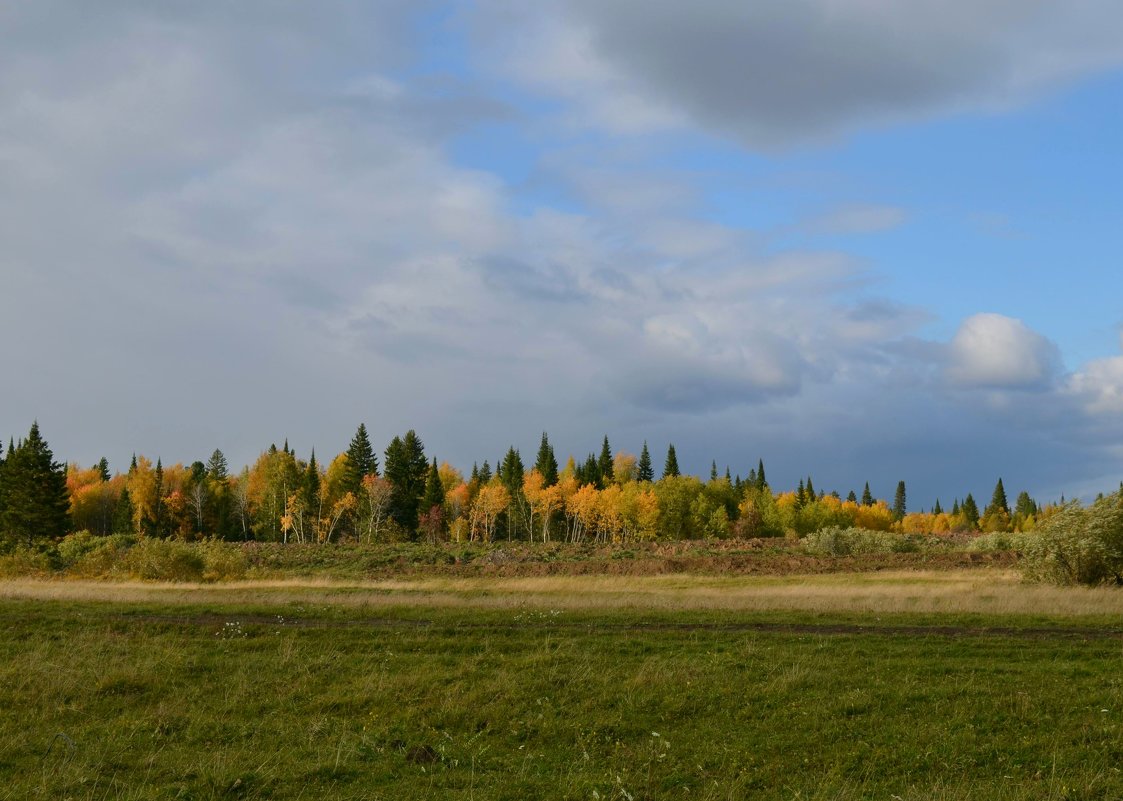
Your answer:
[945,313,1061,389]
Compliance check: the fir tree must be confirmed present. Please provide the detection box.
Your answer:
[663,444,680,479]
[847,490,857,503]
[933,498,943,515]
[97,457,111,482]
[806,476,815,499]
[757,459,766,490]
[795,479,806,509]
[206,449,228,481]
[499,447,525,494]
[710,461,719,482]
[637,441,654,483]
[384,430,428,535]
[951,498,960,516]
[581,453,600,487]
[1014,491,1037,519]
[861,482,873,506]
[478,460,492,484]
[344,424,378,494]
[892,481,907,521]
[302,450,321,512]
[421,458,444,516]
[535,433,559,486]
[747,468,757,486]
[961,494,980,529]
[597,436,614,484]
[113,487,135,535]
[987,478,1009,516]
[0,423,70,547]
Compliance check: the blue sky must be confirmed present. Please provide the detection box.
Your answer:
[2,1,1123,506]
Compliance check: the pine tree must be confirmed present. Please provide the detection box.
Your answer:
[302,451,321,513]
[795,479,806,509]
[847,490,857,503]
[597,436,614,485]
[499,447,525,494]
[933,498,943,515]
[0,423,70,547]
[535,433,559,486]
[114,487,135,535]
[757,459,766,490]
[421,458,444,515]
[861,482,873,506]
[478,460,492,484]
[961,494,980,529]
[1014,491,1037,519]
[581,453,600,487]
[384,430,428,535]
[97,457,111,483]
[663,444,680,479]
[952,498,960,516]
[988,478,1009,516]
[637,441,654,483]
[747,468,757,486]
[344,424,378,495]
[710,461,719,482]
[806,476,815,499]
[892,481,906,521]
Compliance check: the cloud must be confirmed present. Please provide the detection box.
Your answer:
[475,0,1123,147]
[803,205,907,236]
[945,313,1062,389]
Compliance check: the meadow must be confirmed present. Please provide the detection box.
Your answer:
[4,565,1123,800]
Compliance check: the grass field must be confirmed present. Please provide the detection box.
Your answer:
[4,568,1123,799]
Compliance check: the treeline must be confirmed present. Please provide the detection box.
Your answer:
[0,422,1064,550]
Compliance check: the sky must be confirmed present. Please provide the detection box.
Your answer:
[3,0,1123,507]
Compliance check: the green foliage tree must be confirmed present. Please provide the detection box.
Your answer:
[663,444,680,479]
[597,436,614,485]
[113,486,135,535]
[384,430,428,536]
[637,441,654,483]
[0,422,70,548]
[987,478,1009,516]
[420,458,445,519]
[97,457,111,482]
[344,423,378,494]
[756,459,767,491]
[861,482,873,506]
[892,481,907,521]
[534,433,558,487]
[961,493,980,529]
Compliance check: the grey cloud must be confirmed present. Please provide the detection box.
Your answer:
[483,0,1123,147]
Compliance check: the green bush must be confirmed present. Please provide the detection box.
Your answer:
[801,526,927,556]
[198,540,249,581]
[120,538,206,582]
[1020,495,1123,586]
[56,531,135,571]
[966,531,1033,553]
[0,547,56,577]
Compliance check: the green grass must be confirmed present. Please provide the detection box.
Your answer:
[3,589,1123,800]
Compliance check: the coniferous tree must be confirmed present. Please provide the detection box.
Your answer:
[987,478,1010,516]
[951,498,960,516]
[207,450,228,481]
[384,430,428,535]
[114,487,135,535]
[861,482,873,506]
[421,458,444,516]
[663,444,680,479]
[757,459,767,490]
[148,459,166,538]
[1014,491,1037,519]
[961,494,980,529]
[847,490,857,503]
[581,454,600,487]
[892,481,906,521]
[637,441,654,483]
[747,468,757,487]
[710,461,719,482]
[933,498,943,515]
[597,436,614,484]
[97,457,111,483]
[534,433,559,486]
[499,447,525,494]
[478,460,492,484]
[795,479,806,509]
[0,423,70,547]
[806,476,815,498]
[344,424,378,495]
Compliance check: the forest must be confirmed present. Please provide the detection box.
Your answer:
[0,421,1058,550]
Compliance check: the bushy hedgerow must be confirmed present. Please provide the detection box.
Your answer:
[1019,495,1123,586]
[965,530,1035,553]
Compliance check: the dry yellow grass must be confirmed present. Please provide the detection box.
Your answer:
[3,568,1123,618]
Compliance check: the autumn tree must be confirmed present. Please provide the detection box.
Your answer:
[0,423,70,547]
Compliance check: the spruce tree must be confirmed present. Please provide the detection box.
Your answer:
[795,479,806,509]
[0,423,70,547]
[933,498,943,515]
[988,478,1009,516]
[206,449,228,481]
[597,436,614,484]
[344,424,378,495]
[114,487,135,535]
[892,481,907,521]
[384,430,429,535]
[663,444,680,479]
[534,433,559,486]
[757,459,766,490]
[961,494,980,529]
[421,458,444,515]
[951,498,960,516]
[97,457,111,482]
[478,460,492,483]
[500,447,525,494]
[1014,491,1037,519]
[847,490,857,503]
[637,441,654,483]
[302,451,321,512]
[861,482,873,506]
[806,476,815,499]
[581,454,600,487]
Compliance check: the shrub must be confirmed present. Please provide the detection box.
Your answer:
[120,538,205,582]
[0,547,56,577]
[59,531,136,577]
[801,526,926,556]
[1019,495,1123,586]
[966,531,1033,553]
[198,540,248,581]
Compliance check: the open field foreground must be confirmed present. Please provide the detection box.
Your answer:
[5,570,1123,800]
